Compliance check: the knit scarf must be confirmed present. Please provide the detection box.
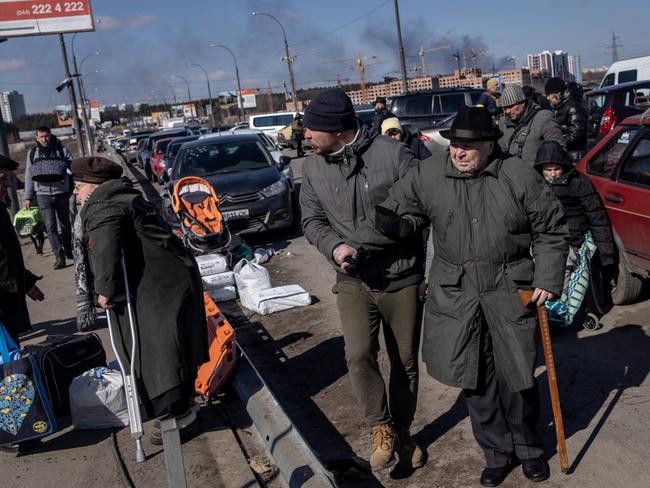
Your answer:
[73,213,96,331]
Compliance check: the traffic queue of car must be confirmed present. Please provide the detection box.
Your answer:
[103,77,650,306]
[108,122,297,236]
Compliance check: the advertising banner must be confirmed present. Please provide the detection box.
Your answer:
[0,0,95,38]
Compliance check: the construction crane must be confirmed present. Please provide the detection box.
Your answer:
[468,48,478,70]
[418,44,451,74]
[325,53,386,104]
[479,48,486,72]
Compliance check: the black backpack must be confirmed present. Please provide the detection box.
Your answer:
[28,143,69,182]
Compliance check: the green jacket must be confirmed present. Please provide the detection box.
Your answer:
[376,150,568,392]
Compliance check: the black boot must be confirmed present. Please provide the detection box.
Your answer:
[53,255,66,270]
[480,464,512,487]
[521,457,550,482]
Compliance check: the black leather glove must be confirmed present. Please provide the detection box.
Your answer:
[374,206,415,240]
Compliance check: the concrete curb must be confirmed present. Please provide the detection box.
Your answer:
[233,345,339,488]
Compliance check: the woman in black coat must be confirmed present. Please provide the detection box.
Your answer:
[0,155,44,346]
[73,156,208,443]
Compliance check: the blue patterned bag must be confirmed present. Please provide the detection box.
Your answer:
[0,321,57,446]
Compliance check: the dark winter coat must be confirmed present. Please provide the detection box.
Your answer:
[553,84,588,160]
[373,150,568,392]
[403,127,432,160]
[533,147,616,265]
[371,107,395,137]
[477,91,500,115]
[0,202,38,344]
[498,101,565,165]
[80,178,208,413]
[300,124,425,291]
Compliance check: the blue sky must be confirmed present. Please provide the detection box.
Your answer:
[1,0,648,113]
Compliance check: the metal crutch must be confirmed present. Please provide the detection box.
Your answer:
[106,254,146,463]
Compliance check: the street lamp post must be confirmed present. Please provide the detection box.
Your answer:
[163,83,178,105]
[251,11,298,109]
[211,43,245,121]
[171,74,192,104]
[171,73,192,121]
[187,62,216,127]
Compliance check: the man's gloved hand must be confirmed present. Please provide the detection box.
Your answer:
[374,205,415,240]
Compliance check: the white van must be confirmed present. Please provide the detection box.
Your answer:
[600,55,650,88]
[248,112,297,141]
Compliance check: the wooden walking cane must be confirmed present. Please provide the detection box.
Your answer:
[518,289,570,474]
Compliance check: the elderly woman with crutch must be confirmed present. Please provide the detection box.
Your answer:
[71,156,208,448]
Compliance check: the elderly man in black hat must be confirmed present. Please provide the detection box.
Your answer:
[72,156,208,444]
[300,88,427,471]
[368,106,569,486]
[0,155,44,346]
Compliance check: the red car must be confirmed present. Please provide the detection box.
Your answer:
[149,137,176,180]
[576,113,650,304]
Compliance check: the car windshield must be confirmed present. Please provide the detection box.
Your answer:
[174,139,273,178]
[168,138,198,158]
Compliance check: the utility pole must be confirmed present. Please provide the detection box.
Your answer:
[252,12,298,109]
[72,49,97,155]
[58,34,85,157]
[606,30,622,63]
[267,82,274,112]
[393,0,408,93]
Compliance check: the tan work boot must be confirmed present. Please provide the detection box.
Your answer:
[370,423,397,471]
[397,427,425,469]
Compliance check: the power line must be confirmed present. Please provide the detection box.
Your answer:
[290,0,391,47]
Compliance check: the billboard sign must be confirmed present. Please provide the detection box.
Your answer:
[237,89,257,109]
[55,104,72,126]
[0,0,94,38]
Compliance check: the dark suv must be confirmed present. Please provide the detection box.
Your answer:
[388,88,483,129]
[584,80,650,141]
[169,134,294,235]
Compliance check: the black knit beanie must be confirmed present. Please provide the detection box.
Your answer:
[303,88,356,132]
[544,77,567,95]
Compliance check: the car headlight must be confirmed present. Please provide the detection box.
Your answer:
[261,179,286,197]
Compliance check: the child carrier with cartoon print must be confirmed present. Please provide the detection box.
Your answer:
[171,176,232,254]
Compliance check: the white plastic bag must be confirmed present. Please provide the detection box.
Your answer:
[253,247,275,264]
[233,259,272,312]
[69,367,129,430]
[251,285,311,315]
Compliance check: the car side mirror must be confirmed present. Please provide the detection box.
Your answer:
[278,155,291,168]
[159,171,169,183]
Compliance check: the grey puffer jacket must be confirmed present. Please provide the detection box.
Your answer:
[498,102,564,166]
[300,124,425,291]
[24,137,73,200]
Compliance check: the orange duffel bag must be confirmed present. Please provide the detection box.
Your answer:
[195,293,237,398]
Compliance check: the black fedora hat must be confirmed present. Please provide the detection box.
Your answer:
[0,154,19,171]
[441,106,502,142]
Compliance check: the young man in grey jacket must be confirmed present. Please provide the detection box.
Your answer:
[299,88,427,471]
[24,126,74,269]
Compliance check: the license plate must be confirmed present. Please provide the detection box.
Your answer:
[222,209,250,221]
